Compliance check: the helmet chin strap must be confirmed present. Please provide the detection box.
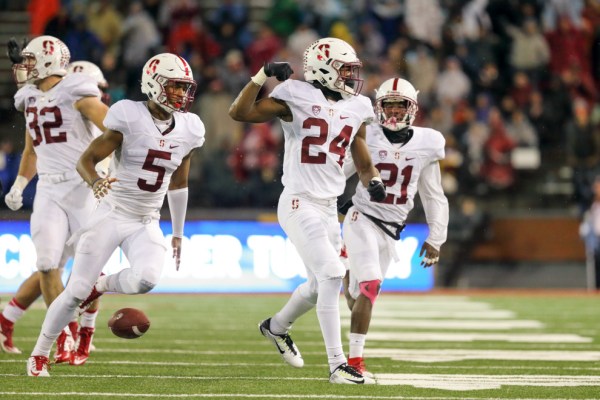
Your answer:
[311,81,342,101]
[383,126,413,144]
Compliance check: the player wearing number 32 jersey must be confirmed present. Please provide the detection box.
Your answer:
[28,53,204,377]
[4,35,108,364]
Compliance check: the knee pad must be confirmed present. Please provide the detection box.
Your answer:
[359,280,381,306]
[297,280,318,304]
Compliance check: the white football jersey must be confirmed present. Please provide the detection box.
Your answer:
[349,124,449,247]
[270,80,375,199]
[14,73,101,175]
[103,100,205,216]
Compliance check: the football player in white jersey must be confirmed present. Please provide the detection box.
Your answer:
[229,37,386,384]
[340,78,449,376]
[2,36,109,364]
[27,53,205,377]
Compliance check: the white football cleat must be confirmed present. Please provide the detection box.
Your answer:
[27,356,50,377]
[329,363,375,384]
[258,318,304,368]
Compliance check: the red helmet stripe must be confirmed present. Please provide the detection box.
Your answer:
[177,55,189,76]
[392,78,399,91]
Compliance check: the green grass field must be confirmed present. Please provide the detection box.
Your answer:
[1,292,599,399]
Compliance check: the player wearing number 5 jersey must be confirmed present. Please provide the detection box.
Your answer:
[340,78,449,377]
[28,53,205,377]
[3,35,108,362]
[229,37,385,384]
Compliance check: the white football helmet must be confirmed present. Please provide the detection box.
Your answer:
[303,37,363,98]
[68,60,110,104]
[375,78,419,131]
[141,53,197,113]
[68,61,108,88]
[13,35,70,85]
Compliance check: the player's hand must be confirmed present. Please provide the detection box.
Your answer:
[367,177,386,202]
[92,177,117,199]
[338,199,353,216]
[7,37,26,64]
[419,242,440,268]
[5,185,23,210]
[264,62,293,81]
[171,236,182,271]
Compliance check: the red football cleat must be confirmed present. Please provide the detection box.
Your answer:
[70,327,95,366]
[0,313,21,354]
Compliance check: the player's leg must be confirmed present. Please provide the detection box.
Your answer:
[343,209,386,377]
[28,212,120,376]
[30,187,70,307]
[0,272,42,354]
[99,219,165,295]
[30,189,77,363]
[279,196,353,376]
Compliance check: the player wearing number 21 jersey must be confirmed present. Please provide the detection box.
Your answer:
[230,37,385,384]
[28,53,204,377]
[340,78,449,377]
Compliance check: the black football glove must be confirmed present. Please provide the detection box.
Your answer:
[367,178,386,202]
[338,199,353,216]
[264,62,293,81]
[7,37,26,64]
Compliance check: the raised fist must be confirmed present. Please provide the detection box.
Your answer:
[7,37,26,64]
[367,178,386,202]
[264,62,293,82]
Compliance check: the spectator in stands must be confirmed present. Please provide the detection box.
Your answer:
[435,57,471,106]
[565,98,600,214]
[505,18,550,86]
[121,1,161,100]
[480,107,517,191]
[506,109,539,148]
[64,14,105,66]
[244,23,283,74]
[87,0,123,62]
[579,174,600,289]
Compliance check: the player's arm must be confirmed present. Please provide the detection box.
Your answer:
[16,129,37,181]
[350,124,386,201]
[229,63,293,122]
[417,161,449,267]
[77,129,122,198]
[75,96,109,132]
[168,151,194,271]
[76,96,112,176]
[5,130,37,210]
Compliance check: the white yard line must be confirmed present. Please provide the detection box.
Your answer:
[365,331,590,342]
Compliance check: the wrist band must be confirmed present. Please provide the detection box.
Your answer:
[251,67,268,86]
[90,177,103,187]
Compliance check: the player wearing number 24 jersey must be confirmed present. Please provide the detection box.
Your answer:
[340,78,449,377]
[28,53,204,377]
[229,37,384,384]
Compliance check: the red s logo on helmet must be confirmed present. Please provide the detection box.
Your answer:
[42,41,55,55]
[146,59,160,75]
[318,44,330,58]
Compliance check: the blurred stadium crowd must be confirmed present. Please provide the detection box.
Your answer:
[1,0,600,214]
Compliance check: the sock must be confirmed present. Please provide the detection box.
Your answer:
[316,278,346,372]
[270,286,316,335]
[2,298,27,323]
[80,310,98,329]
[31,292,79,358]
[94,275,109,293]
[349,333,366,359]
